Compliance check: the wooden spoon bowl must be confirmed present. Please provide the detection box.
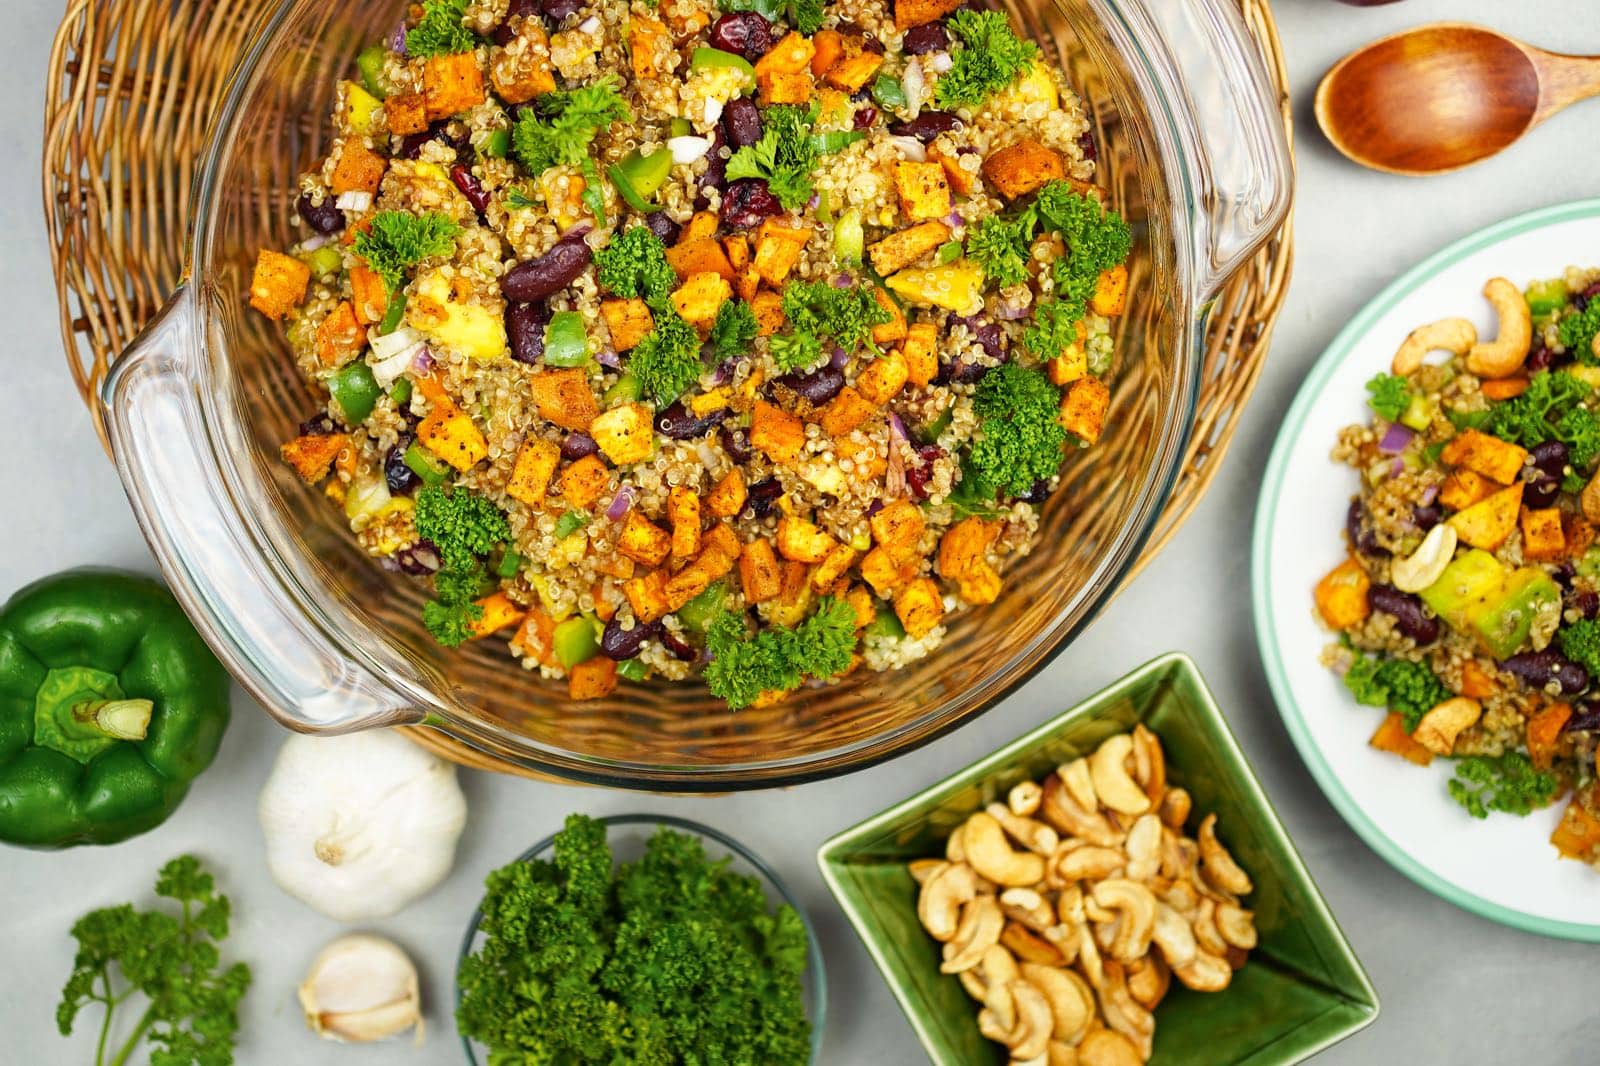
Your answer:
[1316,22,1600,176]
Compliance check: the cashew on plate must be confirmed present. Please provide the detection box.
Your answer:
[911,726,1256,1065]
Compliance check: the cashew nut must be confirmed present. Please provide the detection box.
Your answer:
[1000,887,1057,933]
[943,896,1007,973]
[1125,955,1169,1010]
[1004,980,1055,1061]
[908,858,945,884]
[1040,774,1122,848]
[1090,735,1152,815]
[966,812,1049,886]
[1046,1041,1079,1066]
[1412,696,1483,756]
[1002,921,1068,966]
[1051,844,1125,883]
[917,861,977,941]
[1465,277,1533,379]
[1172,949,1232,993]
[1091,880,1158,962]
[1198,815,1253,896]
[1059,758,1100,813]
[988,802,1062,856]
[1390,522,1458,593]
[1150,901,1197,969]
[1131,724,1165,807]
[1159,828,1199,884]
[1094,961,1154,1060]
[1075,923,1104,989]
[1392,316,1477,375]
[1158,787,1192,830]
[1123,815,1162,882]
[1020,963,1095,1045]
[1077,1029,1143,1066]
[947,821,968,862]
[1215,901,1258,951]
[1192,898,1229,956]
[1009,780,1043,817]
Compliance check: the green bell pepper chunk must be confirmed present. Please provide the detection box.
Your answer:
[603,373,644,406]
[918,408,953,443]
[834,208,864,266]
[936,240,963,265]
[403,440,452,488]
[0,570,230,848]
[670,118,692,138]
[617,658,648,682]
[388,376,413,408]
[377,291,408,336]
[553,616,601,668]
[864,602,906,639]
[1525,278,1568,317]
[871,74,907,109]
[690,47,756,87]
[543,311,592,368]
[330,360,382,424]
[496,551,524,579]
[677,579,729,634]
[608,148,673,213]
[481,127,512,159]
[356,45,390,99]
[305,244,343,278]
[554,511,590,539]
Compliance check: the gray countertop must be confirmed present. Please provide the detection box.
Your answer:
[4,0,1596,1062]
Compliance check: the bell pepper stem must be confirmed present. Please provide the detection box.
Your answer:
[73,699,154,742]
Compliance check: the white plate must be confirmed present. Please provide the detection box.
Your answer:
[1253,199,1600,940]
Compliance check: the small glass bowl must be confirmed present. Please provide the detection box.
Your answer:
[456,813,827,1064]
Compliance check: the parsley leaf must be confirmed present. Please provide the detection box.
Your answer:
[725,104,819,212]
[631,309,705,404]
[704,597,857,708]
[1485,370,1600,468]
[1343,655,1450,732]
[56,855,251,1066]
[1448,753,1561,819]
[1561,619,1600,679]
[966,214,1032,287]
[768,332,824,373]
[1011,183,1131,359]
[1365,373,1412,422]
[966,364,1067,499]
[1559,300,1600,366]
[708,300,759,364]
[594,224,678,309]
[935,10,1039,110]
[512,77,631,175]
[780,279,891,356]
[407,0,481,59]
[353,210,462,292]
[415,486,510,646]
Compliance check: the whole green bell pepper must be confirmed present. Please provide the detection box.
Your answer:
[0,570,231,848]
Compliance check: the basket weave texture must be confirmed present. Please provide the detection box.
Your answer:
[42,0,1295,778]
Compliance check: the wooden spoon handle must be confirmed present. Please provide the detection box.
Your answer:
[1527,47,1600,124]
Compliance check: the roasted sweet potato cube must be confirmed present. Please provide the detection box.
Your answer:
[894,576,945,638]
[1091,263,1129,316]
[859,545,915,596]
[758,70,813,106]
[739,538,783,603]
[492,23,556,103]
[895,0,962,28]
[1314,557,1370,629]
[1448,483,1524,551]
[1566,515,1598,559]
[1369,712,1434,767]
[752,291,785,336]
[868,220,950,276]
[751,400,805,464]
[871,499,926,557]
[617,510,672,566]
[754,31,816,76]
[507,437,562,507]
[844,585,877,629]
[723,233,751,272]
[350,262,389,327]
[811,29,845,74]
[601,298,653,352]
[629,14,669,81]
[776,514,837,563]
[734,266,761,303]
[754,220,810,286]
[315,301,365,367]
[1458,660,1499,700]
[623,570,671,623]
[820,386,876,437]
[559,454,611,509]
[824,46,884,93]
[928,144,975,197]
[1059,377,1110,444]
[701,522,741,567]
[894,161,951,222]
[249,249,311,320]
[938,517,999,581]
[983,140,1067,200]
[385,91,429,136]
[668,485,702,561]
[680,211,720,244]
[591,402,655,465]
[665,238,735,281]
[468,592,526,639]
[671,271,733,328]
[1522,507,1567,561]
[770,559,814,627]
[1440,429,1528,486]
[510,608,557,665]
[569,657,618,699]
[529,368,600,430]
[856,350,909,405]
[902,322,938,387]
[707,469,747,517]
[870,289,907,345]
[955,562,1002,605]
[1047,343,1088,386]
[1439,468,1497,512]
[281,432,349,483]
[423,52,486,120]
[1481,377,1529,401]
[664,558,717,611]
[330,140,387,195]
[810,543,858,593]
[419,402,489,470]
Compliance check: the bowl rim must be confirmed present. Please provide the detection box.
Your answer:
[1251,196,1600,943]
[816,651,1379,1064]
[453,812,828,1064]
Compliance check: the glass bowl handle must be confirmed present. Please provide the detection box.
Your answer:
[1091,0,1293,300]
[100,287,424,735]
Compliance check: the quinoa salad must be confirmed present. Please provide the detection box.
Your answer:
[1315,267,1600,868]
[248,0,1132,708]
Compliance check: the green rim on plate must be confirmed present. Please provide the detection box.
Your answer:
[1251,197,1600,942]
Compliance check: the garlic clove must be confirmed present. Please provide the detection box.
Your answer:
[298,934,423,1044]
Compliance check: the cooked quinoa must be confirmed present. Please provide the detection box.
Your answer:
[1315,267,1600,867]
[249,0,1131,708]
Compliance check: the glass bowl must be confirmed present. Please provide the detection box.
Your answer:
[98,0,1291,787]
[818,653,1379,1064]
[455,813,827,1064]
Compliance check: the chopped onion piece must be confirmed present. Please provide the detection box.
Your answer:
[579,15,602,32]
[1378,422,1415,455]
[369,343,423,388]
[667,135,713,164]
[927,52,953,73]
[369,326,421,360]
[889,136,926,162]
[703,97,725,126]
[903,59,925,117]
[335,190,373,212]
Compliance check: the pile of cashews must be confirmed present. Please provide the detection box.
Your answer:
[1390,276,1533,381]
[911,726,1255,1066]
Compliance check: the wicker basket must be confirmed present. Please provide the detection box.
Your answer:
[42,0,1295,779]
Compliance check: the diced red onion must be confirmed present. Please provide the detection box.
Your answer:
[1421,484,1440,505]
[606,486,635,521]
[945,208,963,229]
[709,359,736,385]
[829,346,849,369]
[1389,457,1404,477]
[1378,423,1414,455]
[598,347,621,369]
[996,298,1030,320]
[412,347,434,374]
[299,233,331,252]
[832,274,852,288]
[886,413,910,498]
[389,21,407,53]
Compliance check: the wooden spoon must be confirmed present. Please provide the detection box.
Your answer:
[1315,22,1600,176]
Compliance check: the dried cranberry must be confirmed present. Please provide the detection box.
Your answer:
[561,432,599,460]
[709,11,776,61]
[901,22,948,53]
[450,164,491,215]
[1527,341,1555,373]
[853,106,878,130]
[643,211,681,244]
[1571,589,1600,619]
[1576,281,1600,312]
[889,111,963,142]
[1078,129,1098,162]
[601,618,661,660]
[720,178,783,230]
[296,193,345,234]
[501,232,593,301]
[507,301,550,364]
[722,98,764,149]
[1019,479,1053,504]
[385,441,421,494]
[720,424,754,464]
[1412,503,1442,530]
[906,444,944,500]
[748,477,783,517]
[658,628,698,662]
[953,315,1005,361]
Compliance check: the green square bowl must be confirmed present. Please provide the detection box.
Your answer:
[818,653,1378,1065]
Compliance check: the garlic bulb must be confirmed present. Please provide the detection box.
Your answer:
[298,934,423,1043]
[258,730,467,921]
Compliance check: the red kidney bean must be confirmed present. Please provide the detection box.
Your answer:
[656,401,723,439]
[644,211,680,244]
[901,22,948,53]
[906,444,945,500]
[296,193,346,234]
[1411,503,1442,530]
[1346,499,1386,556]
[542,0,582,22]
[776,364,845,405]
[722,98,764,149]
[709,11,776,61]
[1367,585,1440,645]
[384,440,421,494]
[561,431,599,461]
[1530,440,1569,476]
[450,164,491,215]
[1526,341,1555,372]
[1563,703,1600,733]
[720,424,753,464]
[748,477,783,517]
[1570,588,1600,619]
[853,106,878,130]
[1502,650,1590,695]
[501,234,592,301]
[889,111,963,142]
[1525,474,1560,509]
[601,617,661,660]
[506,301,550,364]
[719,178,782,230]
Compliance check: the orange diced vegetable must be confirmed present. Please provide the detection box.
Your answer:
[510,608,558,665]
[754,220,811,286]
[1458,660,1499,700]
[671,271,733,328]
[668,485,702,562]
[820,386,876,437]
[629,14,669,81]
[249,249,312,320]
[280,432,349,483]
[665,238,735,281]
[856,350,909,405]
[938,518,998,582]
[823,44,885,93]
[623,570,671,623]
[423,52,486,120]
[1446,483,1523,551]
[707,469,747,518]
[844,585,877,629]
[894,576,945,638]
[385,91,429,136]
[601,298,654,352]
[1047,343,1088,386]
[529,368,600,430]
[811,29,845,75]
[1315,557,1371,628]
[982,140,1066,200]
[1058,376,1110,443]
[894,161,952,222]
[507,438,562,507]
[894,0,962,28]
[1551,794,1600,860]
[903,322,938,387]
[811,543,858,593]
[871,289,907,345]
[617,510,672,567]
[752,291,785,335]
[870,500,925,555]
[468,592,525,639]
[1480,376,1529,401]
[734,266,761,303]
[569,657,618,700]
[836,434,885,480]
[751,400,805,464]
[701,522,741,567]
[754,32,816,77]
[316,301,366,367]
[591,402,656,465]
[1091,263,1129,316]
[868,220,950,276]
[776,514,837,563]
[758,71,813,106]
[1439,468,1497,512]
[418,397,489,471]
[1527,702,1573,771]
[860,545,916,596]
[1521,506,1566,561]
[680,211,719,244]
[330,141,387,195]
[724,233,751,272]
[1439,429,1529,486]
[492,23,556,103]
[927,144,975,197]
[739,538,783,603]
[560,454,611,509]
[1369,713,1434,767]
[1566,515,1598,559]
[350,262,389,327]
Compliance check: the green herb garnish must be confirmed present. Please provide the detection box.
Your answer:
[935,10,1039,110]
[725,104,821,212]
[963,363,1068,499]
[1448,753,1562,819]
[353,210,462,293]
[406,0,481,59]
[1365,373,1413,422]
[1343,654,1451,732]
[705,596,857,708]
